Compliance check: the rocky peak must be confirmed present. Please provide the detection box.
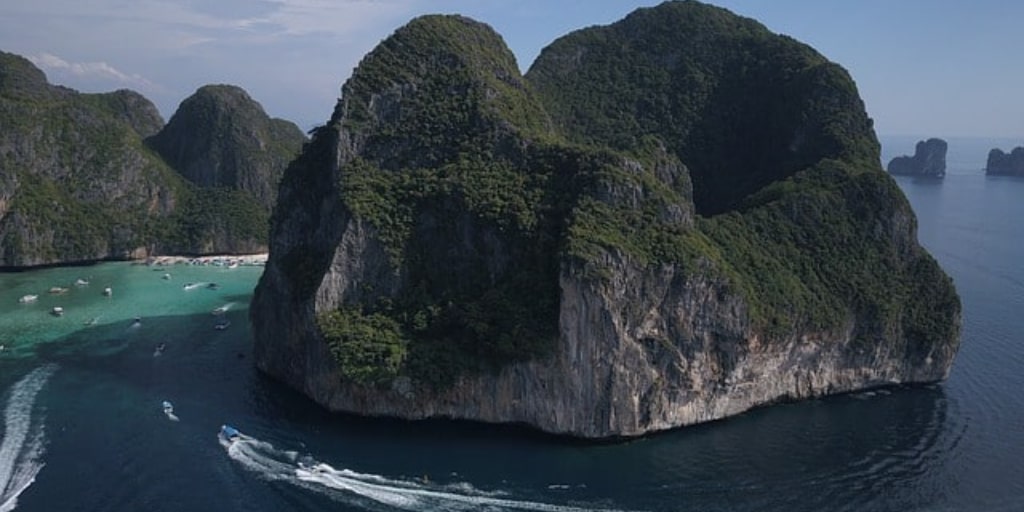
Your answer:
[887,138,948,177]
[527,0,879,215]
[335,14,552,170]
[146,84,305,209]
[0,51,52,101]
[93,89,165,138]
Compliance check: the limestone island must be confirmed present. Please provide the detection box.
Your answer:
[887,138,948,178]
[986,146,1024,176]
[251,1,962,438]
[0,53,305,268]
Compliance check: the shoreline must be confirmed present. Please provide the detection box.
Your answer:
[140,253,268,267]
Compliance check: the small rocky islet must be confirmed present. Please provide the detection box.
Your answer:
[887,138,948,178]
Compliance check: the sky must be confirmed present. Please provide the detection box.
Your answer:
[1,0,1022,140]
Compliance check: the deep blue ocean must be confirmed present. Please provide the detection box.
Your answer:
[0,136,1022,511]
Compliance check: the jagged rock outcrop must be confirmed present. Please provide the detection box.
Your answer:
[0,51,303,267]
[147,85,305,210]
[887,138,948,177]
[986,146,1024,176]
[251,2,961,438]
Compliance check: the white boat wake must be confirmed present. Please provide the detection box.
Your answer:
[0,365,57,512]
[221,433,633,512]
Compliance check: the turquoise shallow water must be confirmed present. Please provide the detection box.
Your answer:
[1,154,1024,510]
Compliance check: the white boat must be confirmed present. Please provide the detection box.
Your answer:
[183,282,202,291]
[214,320,231,330]
[74,278,89,286]
[18,294,38,304]
[219,425,242,442]
[48,286,68,294]
[51,307,64,317]
[227,261,239,269]
[162,273,171,280]
[102,287,113,297]
[212,303,232,315]
[163,400,179,421]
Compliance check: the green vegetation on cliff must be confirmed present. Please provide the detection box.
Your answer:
[272,2,959,388]
[0,51,304,266]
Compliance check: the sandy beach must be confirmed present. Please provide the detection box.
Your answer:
[141,253,268,267]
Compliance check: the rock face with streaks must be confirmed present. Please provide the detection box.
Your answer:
[251,1,961,438]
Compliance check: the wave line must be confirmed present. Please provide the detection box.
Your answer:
[221,432,635,512]
[0,364,58,512]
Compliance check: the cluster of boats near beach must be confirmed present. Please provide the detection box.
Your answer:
[17,277,112,317]
[15,273,235,331]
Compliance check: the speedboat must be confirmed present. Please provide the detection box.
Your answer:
[18,294,38,304]
[220,425,242,442]
[162,401,174,414]
[214,320,231,330]
[154,342,166,356]
[162,273,171,280]
[49,286,68,294]
[74,278,89,286]
[102,287,113,297]
[212,304,230,315]
[130,317,142,327]
[50,306,64,317]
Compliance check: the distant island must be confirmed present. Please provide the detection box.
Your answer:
[887,138,947,177]
[986,145,1024,176]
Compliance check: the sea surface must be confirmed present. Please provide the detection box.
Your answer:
[1,137,1023,511]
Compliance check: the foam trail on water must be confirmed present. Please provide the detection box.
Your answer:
[0,364,58,512]
[222,432,636,512]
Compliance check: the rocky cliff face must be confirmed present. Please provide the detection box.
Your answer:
[251,2,962,438]
[0,51,179,266]
[887,138,948,177]
[147,85,305,210]
[986,146,1024,176]
[0,52,304,267]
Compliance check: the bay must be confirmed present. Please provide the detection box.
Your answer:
[0,138,1022,510]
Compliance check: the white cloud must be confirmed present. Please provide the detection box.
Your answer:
[28,53,159,90]
[243,0,414,38]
